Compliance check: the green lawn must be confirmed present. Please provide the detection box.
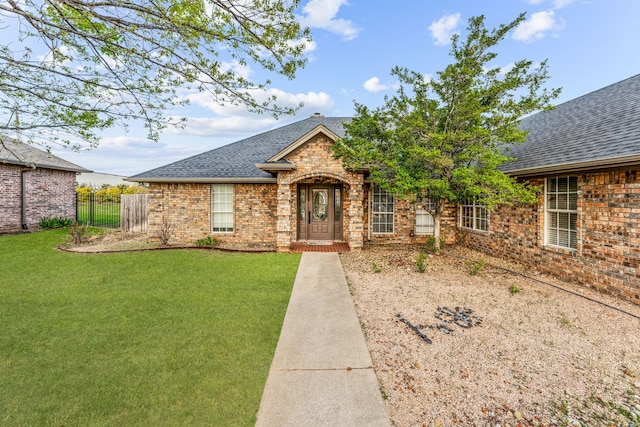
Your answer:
[0,229,300,426]
[76,201,121,227]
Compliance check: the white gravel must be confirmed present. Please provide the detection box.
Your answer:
[340,245,640,427]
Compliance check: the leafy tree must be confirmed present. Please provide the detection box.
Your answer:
[0,0,310,149]
[334,14,561,249]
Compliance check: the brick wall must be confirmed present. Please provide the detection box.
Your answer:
[362,184,458,246]
[147,182,278,246]
[0,164,77,230]
[459,171,640,305]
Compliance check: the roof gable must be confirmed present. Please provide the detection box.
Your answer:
[0,139,89,173]
[502,74,640,175]
[267,125,341,162]
[128,116,351,182]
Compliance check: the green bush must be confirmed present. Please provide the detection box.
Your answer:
[195,236,220,248]
[416,250,427,273]
[39,216,73,229]
[466,258,487,276]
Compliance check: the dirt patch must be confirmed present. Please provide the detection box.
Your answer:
[340,245,640,427]
[60,229,276,253]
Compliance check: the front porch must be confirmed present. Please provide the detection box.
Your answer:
[290,241,351,253]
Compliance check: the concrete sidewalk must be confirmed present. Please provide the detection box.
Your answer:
[255,252,391,426]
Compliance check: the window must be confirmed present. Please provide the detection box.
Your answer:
[416,198,436,235]
[546,176,578,249]
[211,184,233,232]
[372,186,394,233]
[461,200,488,232]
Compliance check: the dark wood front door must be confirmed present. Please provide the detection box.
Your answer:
[297,185,343,241]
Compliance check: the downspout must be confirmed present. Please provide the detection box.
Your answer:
[20,169,28,229]
[368,182,372,241]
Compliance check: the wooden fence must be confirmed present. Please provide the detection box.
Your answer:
[120,194,148,232]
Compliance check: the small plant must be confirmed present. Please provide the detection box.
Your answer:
[509,284,521,295]
[156,212,174,246]
[67,222,90,244]
[424,236,438,253]
[559,316,571,327]
[372,262,382,273]
[39,216,73,229]
[466,258,486,276]
[195,236,219,248]
[416,250,427,273]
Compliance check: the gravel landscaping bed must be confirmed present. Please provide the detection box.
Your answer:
[340,245,640,427]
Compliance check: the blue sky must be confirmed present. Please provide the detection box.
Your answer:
[50,0,640,177]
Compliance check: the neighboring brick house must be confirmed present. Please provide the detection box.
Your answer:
[128,75,640,305]
[0,140,89,231]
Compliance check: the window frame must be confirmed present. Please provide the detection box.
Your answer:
[415,198,436,236]
[460,200,489,232]
[372,185,394,234]
[211,184,234,233]
[545,176,578,250]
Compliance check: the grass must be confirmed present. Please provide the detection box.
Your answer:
[0,229,301,426]
[77,201,121,227]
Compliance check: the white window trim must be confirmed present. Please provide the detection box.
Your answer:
[372,185,394,234]
[544,176,578,251]
[211,184,234,233]
[460,200,489,232]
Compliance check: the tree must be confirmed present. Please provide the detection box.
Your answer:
[0,0,310,149]
[333,14,561,249]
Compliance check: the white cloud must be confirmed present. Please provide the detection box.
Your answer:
[297,0,360,40]
[172,88,334,137]
[525,0,574,8]
[429,13,461,46]
[513,11,564,42]
[363,77,389,93]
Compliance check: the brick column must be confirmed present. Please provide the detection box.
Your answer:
[276,180,292,252]
[347,175,364,249]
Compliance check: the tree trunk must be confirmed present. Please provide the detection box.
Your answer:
[433,213,442,250]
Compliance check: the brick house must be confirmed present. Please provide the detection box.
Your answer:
[128,75,640,304]
[0,140,89,231]
[459,74,640,304]
[128,114,454,251]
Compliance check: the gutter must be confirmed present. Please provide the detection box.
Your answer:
[20,169,30,229]
[503,154,640,177]
[124,177,278,184]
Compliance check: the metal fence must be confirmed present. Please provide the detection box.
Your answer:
[76,192,121,228]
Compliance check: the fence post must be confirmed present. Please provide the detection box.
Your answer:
[89,192,95,226]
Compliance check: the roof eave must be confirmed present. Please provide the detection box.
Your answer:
[504,154,640,177]
[0,159,90,173]
[255,162,296,171]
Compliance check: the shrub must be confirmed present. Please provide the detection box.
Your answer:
[466,258,486,276]
[195,236,220,248]
[39,216,73,229]
[416,250,427,273]
[68,222,90,244]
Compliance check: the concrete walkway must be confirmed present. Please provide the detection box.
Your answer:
[255,252,391,427]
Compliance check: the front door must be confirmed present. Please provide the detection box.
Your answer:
[309,186,331,240]
[297,185,343,241]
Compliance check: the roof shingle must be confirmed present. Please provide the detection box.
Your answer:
[129,116,350,182]
[0,140,89,173]
[502,73,640,175]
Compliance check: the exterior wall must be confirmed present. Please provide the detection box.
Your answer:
[277,133,364,251]
[459,171,640,305]
[0,163,76,231]
[362,184,458,246]
[147,182,277,246]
